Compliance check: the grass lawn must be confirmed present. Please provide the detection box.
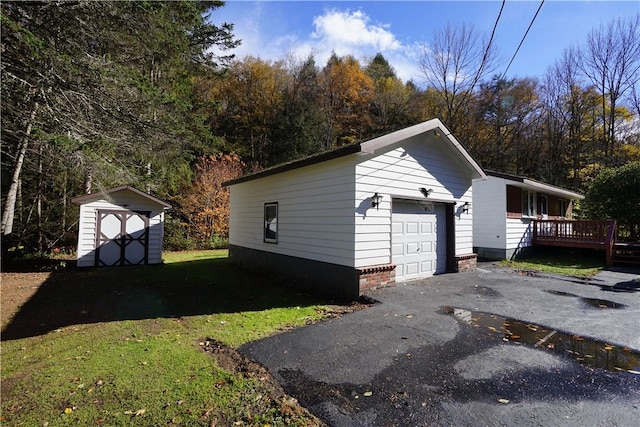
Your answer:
[498,248,606,277]
[1,250,346,426]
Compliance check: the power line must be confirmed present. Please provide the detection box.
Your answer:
[501,0,546,80]
[472,0,506,87]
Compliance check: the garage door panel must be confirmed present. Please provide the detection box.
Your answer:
[392,243,403,256]
[405,262,419,275]
[420,260,433,273]
[406,222,419,234]
[420,222,433,234]
[406,242,419,254]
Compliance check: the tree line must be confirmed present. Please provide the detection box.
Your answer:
[1,1,639,253]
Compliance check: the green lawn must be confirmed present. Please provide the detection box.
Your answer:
[1,250,332,426]
[499,249,606,277]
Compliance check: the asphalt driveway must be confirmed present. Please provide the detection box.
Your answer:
[240,265,640,426]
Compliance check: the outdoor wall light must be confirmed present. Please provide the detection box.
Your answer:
[371,192,383,210]
[462,201,470,214]
[419,187,433,198]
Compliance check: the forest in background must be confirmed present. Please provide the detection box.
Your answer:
[2,1,639,253]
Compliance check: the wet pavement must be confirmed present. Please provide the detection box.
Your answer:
[240,265,640,426]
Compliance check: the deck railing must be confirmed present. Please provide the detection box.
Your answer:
[532,219,617,265]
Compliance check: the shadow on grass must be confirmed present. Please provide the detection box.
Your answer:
[1,257,335,341]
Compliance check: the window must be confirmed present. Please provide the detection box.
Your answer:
[264,202,278,243]
[558,199,568,218]
[521,190,536,217]
[539,195,548,218]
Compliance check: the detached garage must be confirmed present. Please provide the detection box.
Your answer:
[72,186,171,267]
[224,119,486,300]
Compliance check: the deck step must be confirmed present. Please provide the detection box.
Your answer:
[612,245,640,265]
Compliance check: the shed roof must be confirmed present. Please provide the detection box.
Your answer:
[71,185,171,208]
[484,170,584,200]
[223,118,486,187]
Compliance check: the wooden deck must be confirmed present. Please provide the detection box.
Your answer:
[532,220,640,266]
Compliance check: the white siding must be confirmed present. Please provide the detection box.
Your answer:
[472,177,507,250]
[229,156,357,267]
[354,134,475,267]
[506,217,533,250]
[76,191,166,267]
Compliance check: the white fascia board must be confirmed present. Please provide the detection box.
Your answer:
[360,118,486,180]
[520,179,584,200]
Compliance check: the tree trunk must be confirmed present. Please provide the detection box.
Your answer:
[1,101,39,236]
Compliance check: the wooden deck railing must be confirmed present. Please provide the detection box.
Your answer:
[532,219,617,265]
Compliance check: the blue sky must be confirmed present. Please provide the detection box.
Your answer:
[211,0,639,83]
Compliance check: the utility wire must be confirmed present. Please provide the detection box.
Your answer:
[472,0,506,87]
[501,0,545,80]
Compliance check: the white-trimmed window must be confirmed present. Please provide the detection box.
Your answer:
[558,199,568,218]
[539,195,548,218]
[264,202,278,243]
[521,190,536,217]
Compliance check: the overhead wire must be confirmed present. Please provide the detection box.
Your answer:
[471,0,506,87]
[500,0,546,80]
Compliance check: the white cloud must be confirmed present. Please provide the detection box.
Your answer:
[311,9,401,52]
[217,5,423,83]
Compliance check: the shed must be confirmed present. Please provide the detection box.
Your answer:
[223,119,486,300]
[72,185,171,267]
[472,171,584,260]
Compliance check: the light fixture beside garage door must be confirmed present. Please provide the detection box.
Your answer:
[419,187,433,198]
[371,192,383,210]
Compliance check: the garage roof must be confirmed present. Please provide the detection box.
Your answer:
[223,118,486,187]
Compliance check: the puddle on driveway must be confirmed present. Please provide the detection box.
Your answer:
[544,289,628,309]
[447,307,640,375]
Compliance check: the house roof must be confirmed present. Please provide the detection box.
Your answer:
[484,170,584,200]
[223,118,487,187]
[71,185,172,208]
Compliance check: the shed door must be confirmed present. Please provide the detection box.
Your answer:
[95,210,150,266]
[392,200,446,281]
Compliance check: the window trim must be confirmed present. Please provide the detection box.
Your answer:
[521,189,536,218]
[558,199,568,218]
[263,202,278,244]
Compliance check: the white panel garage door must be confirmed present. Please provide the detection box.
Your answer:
[392,200,446,281]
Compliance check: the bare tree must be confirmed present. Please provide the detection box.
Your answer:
[579,14,640,161]
[418,22,499,137]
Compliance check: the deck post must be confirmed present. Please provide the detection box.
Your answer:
[605,220,616,266]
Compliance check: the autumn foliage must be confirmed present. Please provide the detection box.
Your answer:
[174,153,244,247]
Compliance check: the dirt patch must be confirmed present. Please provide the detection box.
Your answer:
[1,272,52,327]
[200,338,325,426]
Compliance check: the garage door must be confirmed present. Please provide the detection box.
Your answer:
[95,210,150,266]
[392,200,446,281]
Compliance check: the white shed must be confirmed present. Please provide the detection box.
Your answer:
[223,119,486,300]
[72,186,171,267]
[472,171,584,260]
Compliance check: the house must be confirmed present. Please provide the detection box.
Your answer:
[72,185,171,267]
[472,171,584,260]
[223,119,486,300]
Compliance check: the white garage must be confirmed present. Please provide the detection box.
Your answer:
[72,186,171,267]
[224,118,486,300]
[392,200,447,281]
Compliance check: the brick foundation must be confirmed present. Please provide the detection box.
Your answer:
[357,264,396,294]
[455,253,477,272]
